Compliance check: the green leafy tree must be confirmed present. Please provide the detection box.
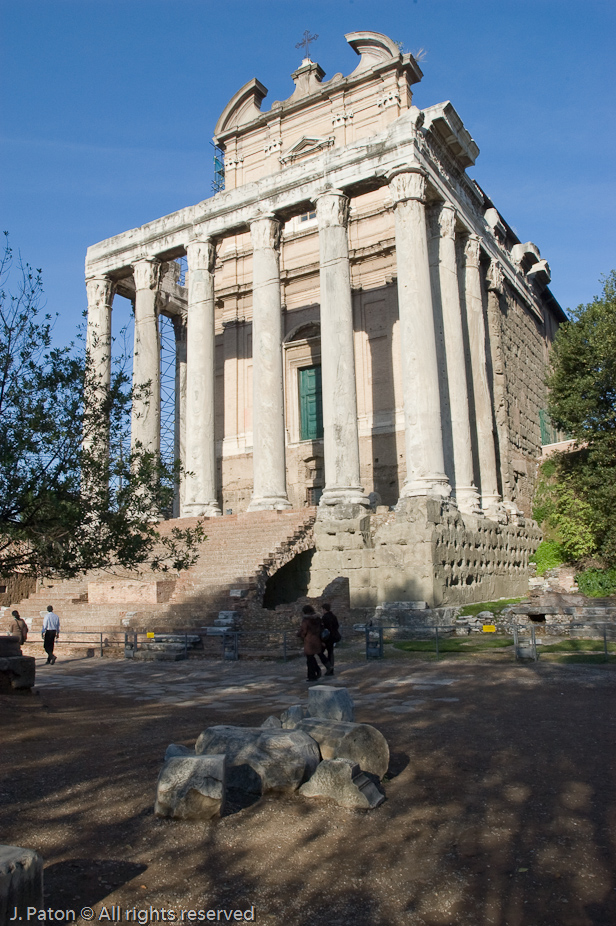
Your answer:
[0,233,203,578]
[538,271,616,564]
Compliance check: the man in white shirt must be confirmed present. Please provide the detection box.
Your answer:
[42,605,60,664]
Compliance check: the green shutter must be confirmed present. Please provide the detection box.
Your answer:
[299,366,323,441]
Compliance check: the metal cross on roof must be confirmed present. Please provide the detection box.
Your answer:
[295,30,318,59]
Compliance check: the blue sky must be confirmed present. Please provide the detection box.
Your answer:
[1,0,615,345]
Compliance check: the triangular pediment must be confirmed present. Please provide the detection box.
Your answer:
[280,135,334,165]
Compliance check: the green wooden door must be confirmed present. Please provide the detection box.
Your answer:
[299,366,323,441]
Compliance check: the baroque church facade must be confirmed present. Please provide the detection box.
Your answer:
[84,32,563,608]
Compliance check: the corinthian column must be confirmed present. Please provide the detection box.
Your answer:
[390,169,450,499]
[84,275,114,446]
[247,216,291,511]
[463,236,501,513]
[182,239,221,517]
[434,204,480,514]
[131,258,161,454]
[315,190,368,508]
[172,314,187,519]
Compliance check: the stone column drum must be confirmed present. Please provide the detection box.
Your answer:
[464,236,501,513]
[390,169,450,498]
[248,216,291,511]
[131,258,162,454]
[435,204,480,514]
[84,274,114,457]
[183,239,221,517]
[315,190,368,508]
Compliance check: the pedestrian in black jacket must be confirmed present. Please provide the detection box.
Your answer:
[321,602,341,673]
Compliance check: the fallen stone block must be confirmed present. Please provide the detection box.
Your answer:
[261,715,282,729]
[299,758,385,809]
[298,719,390,779]
[0,845,44,923]
[195,725,320,794]
[164,744,194,760]
[0,656,36,690]
[308,685,355,722]
[280,705,308,729]
[155,755,225,820]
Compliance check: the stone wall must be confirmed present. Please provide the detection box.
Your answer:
[307,498,540,609]
[0,574,37,609]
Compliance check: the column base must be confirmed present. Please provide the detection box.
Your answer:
[455,485,483,515]
[181,501,222,518]
[247,495,292,512]
[319,485,370,508]
[400,474,452,499]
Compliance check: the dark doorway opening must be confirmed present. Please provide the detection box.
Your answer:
[262,550,315,609]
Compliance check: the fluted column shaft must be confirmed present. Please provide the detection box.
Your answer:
[131,258,161,454]
[183,240,221,517]
[390,169,450,498]
[247,216,291,511]
[435,205,480,513]
[316,190,368,508]
[172,314,188,519]
[464,236,501,512]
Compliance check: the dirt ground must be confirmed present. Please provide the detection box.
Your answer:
[1,647,615,926]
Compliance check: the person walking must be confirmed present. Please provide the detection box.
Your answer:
[8,610,28,645]
[42,605,60,664]
[321,602,341,674]
[298,605,333,682]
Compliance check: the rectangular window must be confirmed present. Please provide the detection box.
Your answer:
[299,365,323,441]
[300,210,316,222]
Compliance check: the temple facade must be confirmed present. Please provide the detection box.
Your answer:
[84,32,563,607]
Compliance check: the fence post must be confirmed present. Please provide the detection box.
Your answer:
[604,624,608,663]
[513,626,519,661]
[100,632,103,658]
[283,632,287,662]
[531,625,538,662]
[435,625,439,661]
[184,633,188,659]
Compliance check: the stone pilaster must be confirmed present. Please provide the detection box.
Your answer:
[84,275,114,467]
[247,216,291,511]
[390,169,451,499]
[172,314,187,519]
[315,190,368,508]
[131,258,162,454]
[463,236,502,514]
[183,239,221,517]
[434,204,480,514]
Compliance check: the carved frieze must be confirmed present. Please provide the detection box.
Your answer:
[377,91,401,109]
[264,138,283,154]
[331,110,354,125]
[315,190,350,229]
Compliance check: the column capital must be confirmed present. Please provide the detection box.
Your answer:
[438,202,457,239]
[388,167,427,205]
[250,214,281,251]
[464,234,482,269]
[186,238,216,273]
[85,275,115,308]
[315,189,350,229]
[132,258,162,292]
[486,258,504,293]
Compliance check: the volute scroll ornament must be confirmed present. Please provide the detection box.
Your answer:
[315,190,350,229]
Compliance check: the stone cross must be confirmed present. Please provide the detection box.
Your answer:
[296,30,318,59]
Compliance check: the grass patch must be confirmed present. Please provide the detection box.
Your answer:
[393,637,513,654]
[530,540,565,576]
[539,639,616,653]
[540,653,616,665]
[458,599,522,618]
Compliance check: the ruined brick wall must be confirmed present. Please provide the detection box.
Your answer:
[0,574,37,609]
[486,283,554,516]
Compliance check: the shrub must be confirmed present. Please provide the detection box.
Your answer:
[531,540,565,576]
[575,567,616,598]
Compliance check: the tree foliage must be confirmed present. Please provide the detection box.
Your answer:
[535,272,616,565]
[0,234,204,578]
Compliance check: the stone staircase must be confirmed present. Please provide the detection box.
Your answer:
[10,508,317,638]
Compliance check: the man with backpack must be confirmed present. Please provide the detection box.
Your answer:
[298,605,333,682]
[321,602,341,674]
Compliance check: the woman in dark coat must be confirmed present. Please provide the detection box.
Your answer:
[321,602,341,672]
[298,605,332,681]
